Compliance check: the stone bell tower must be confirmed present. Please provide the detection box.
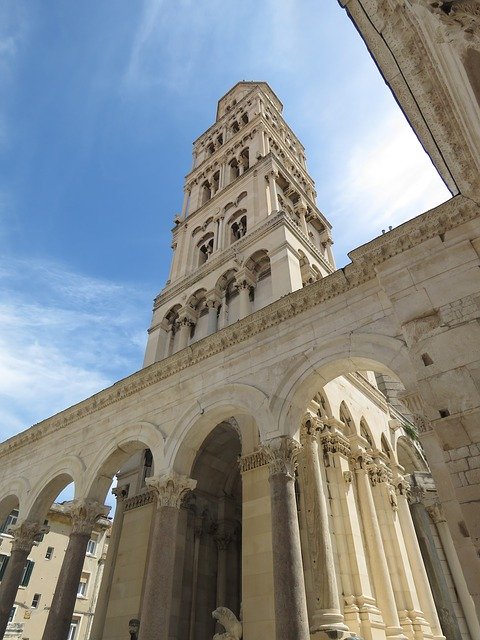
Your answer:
[144,81,335,366]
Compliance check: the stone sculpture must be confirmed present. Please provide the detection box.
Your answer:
[212,607,242,640]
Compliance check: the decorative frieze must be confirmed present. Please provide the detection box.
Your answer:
[239,449,269,472]
[124,491,155,512]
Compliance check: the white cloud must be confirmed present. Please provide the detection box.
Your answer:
[322,109,451,264]
[0,257,150,441]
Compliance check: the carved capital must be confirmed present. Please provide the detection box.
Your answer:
[214,532,232,550]
[428,0,480,50]
[408,485,426,505]
[260,436,301,478]
[300,412,323,444]
[319,432,351,457]
[426,502,447,524]
[66,500,110,536]
[9,521,50,553]
[146,472,197,509]
[112,486,129,502]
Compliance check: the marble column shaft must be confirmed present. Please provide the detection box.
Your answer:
[0,521,47,639]
[396,485,444,639]
[263,436,310,640]
[298,424,348,634]
[42,500,109,640]
[353,454,406,639]
[89,487,128,640]
[138,473,196,640]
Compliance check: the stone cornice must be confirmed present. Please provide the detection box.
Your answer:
[0,195,477,459]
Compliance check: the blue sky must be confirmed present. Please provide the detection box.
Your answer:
[0,0,451,445]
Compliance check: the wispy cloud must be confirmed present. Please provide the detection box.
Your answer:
[316,108,451,264]
[0,257,150,440]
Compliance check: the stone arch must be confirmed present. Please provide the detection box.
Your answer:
[339,401,356,435]
[83,421,165,503]
[360,417,375,449]
[396,435,427,474]
[23,454,85,522]
[272,332,416,439]
[166,383,274,475]
[0,480,27,525]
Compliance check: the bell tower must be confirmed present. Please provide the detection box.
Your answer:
[144,81,335,366]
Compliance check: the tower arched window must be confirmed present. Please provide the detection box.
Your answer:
[198,234,214,266]
[229,159,240,182]
[201,181,211,205]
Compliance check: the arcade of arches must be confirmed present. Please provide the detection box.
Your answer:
[1,3,480,640]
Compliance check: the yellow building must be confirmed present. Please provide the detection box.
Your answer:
[0,504,110,640]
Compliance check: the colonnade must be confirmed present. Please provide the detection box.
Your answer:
[0,423,461,640]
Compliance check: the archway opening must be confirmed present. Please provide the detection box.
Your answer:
[176,421,242,640]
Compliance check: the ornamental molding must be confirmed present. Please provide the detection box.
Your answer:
[65,500,110,536]
[260,436,301,478]
[9,521,50,553]
[239,449,269,473]
[427,0,480,50]
[124,490,155,512]
[146,472,197,509]
[1,196,478,459]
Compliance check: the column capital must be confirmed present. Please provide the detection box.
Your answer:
[234,268,256,290]
[65,500,110,536]
[260,436,301,479]
[9,520,50,553]
[300,412,323,444]
[146,472,197,509]
[319,431,351,457]
[408,485,426,505]
[205,288,222,307]
[426,502,447,524]
[112,485,129,502]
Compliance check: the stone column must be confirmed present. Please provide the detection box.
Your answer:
[297,418,350,639]
[296,202,309,236]
[205,293,221,336]
[88,487,128,640]
[42,500,109,640]
[181,189,190,218]
[235,270,255,320]
[265,170,279,214]
[261,436,310,640]
[352,452,407,639]
[188,517,204,640]
[176,316,193,351]
[408,490,463,640]
[138,473,196,640]
[427,502,480,640]
[0,520,48,638]
[394,479,444,640]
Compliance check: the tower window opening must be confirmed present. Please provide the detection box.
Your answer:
[206,142,215,156]
[201,181,211,205]
[240,148,250,171]
[229,159,240,182]
[217,134,223,146]
[231,215,247,243]
[231,121,240,134]
[212,171,220,195]
[241,112,249,125]
[198,236,214,266]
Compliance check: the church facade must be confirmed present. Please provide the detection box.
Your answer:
[0,3,479,640]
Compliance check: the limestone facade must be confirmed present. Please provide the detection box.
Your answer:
[0,2,479,640]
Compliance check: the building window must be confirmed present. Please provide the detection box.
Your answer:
[0,509,18,534]
[0,554,10,580]
[20,560,34,587]
[77,574,89,598]
[67,620,79,640]
[86,539,97,556]
[31,593,41,608]
[45,547,54,560]
[8,607,16,623]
